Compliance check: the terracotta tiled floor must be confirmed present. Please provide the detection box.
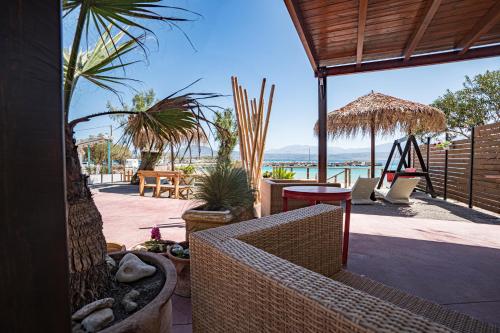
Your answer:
[94,183,500,331]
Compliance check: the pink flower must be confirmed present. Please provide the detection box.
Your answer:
[151,226,161,241]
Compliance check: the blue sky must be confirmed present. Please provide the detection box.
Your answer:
[69,0,500,150]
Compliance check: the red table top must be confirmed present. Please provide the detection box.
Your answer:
[283,186,351,195]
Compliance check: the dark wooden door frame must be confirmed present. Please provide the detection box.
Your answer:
[0,1,71,331]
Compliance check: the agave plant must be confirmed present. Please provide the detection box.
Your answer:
[195,164,254,212]
[272,167,295,180]
[61,0,215,311]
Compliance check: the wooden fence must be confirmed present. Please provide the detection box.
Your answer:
[413,122,500,214]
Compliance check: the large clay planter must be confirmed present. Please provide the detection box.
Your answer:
[182,206,254,240]
[165,241,191,297]
[101,251,177,333]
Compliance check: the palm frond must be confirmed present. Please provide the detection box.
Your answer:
[64,31,142,98]
[63,0,199,50]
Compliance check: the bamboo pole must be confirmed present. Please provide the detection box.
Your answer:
[231,76,275,204]
[237,84,251,171]
[232,77,249,171]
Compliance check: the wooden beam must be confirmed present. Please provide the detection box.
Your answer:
[324,45,500,77]
[317,69,328,183]
[0,0,71,331]
[356,0,369,67]
[404,0,442,60]
[284,0,318,73]
[457,1,500,55]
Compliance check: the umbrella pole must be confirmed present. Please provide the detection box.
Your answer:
[370,123,375,178]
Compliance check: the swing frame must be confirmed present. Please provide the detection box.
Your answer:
[377,135,436,198]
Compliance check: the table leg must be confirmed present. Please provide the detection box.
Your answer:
[342,198,351,266]
[139,176,145,196]
[155,176,161,198]
[174,176,180,199]
[283,196,288,212]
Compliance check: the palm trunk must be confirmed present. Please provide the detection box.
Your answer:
[130,150,162,184]
[66,125,109,311]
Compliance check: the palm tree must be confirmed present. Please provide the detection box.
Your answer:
[108,89,213,183]
[62,0,211,310]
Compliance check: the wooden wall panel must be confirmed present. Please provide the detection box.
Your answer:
[414,122,500,214]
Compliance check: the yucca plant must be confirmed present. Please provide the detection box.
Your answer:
[61,0,217,311]
[195,165,254,211]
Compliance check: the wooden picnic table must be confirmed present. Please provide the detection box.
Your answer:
[138,170,183,199]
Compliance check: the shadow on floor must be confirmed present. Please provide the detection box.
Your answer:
[348,232,500,326]
[351,192,499,225]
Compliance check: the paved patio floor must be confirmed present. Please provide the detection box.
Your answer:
[93,183,500,332]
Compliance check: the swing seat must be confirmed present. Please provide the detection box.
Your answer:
[387,168,416,183]
[386,171,395,182]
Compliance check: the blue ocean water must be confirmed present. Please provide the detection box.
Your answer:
[262,165,385,185]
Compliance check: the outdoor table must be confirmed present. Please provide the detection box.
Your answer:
[282,186,352,266]
[138,170,182,199]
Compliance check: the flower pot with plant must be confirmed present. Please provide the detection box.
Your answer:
[132,226,175,256]
[165,241,191,297]
[182,163,254,239]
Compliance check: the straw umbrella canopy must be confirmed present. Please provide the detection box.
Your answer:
[314,92,446,177]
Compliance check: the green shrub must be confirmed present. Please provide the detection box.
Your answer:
[262,170,272,178]
[195,164,254,211]
[177,164,195,175]
[272,167,295,180]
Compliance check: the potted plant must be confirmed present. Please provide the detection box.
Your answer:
[271,167,296,179]
[182,163,254,239]
[165,241,191,297]
[182,108,254,238]
[132,226,175,255]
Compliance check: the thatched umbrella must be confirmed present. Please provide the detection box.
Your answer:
[314,92,446,177]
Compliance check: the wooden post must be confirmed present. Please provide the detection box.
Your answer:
[425,137,430,193]
[444,144,449,201]
[306,167,310,179]
[0,1,71,331]
[468,127,475,208]
[370,121,375,178]
[318,68,328,183]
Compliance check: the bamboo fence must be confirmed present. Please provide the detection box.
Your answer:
[231,76,275,203]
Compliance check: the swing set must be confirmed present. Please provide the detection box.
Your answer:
[377,134,436,197]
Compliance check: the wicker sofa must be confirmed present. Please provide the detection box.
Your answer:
[190,205,499,333]
[261,179,341,216]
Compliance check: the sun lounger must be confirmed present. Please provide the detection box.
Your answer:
[351,177,379,205]
[375,177,420,204]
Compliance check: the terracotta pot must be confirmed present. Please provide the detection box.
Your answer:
[101,251,177,333]
[182,205,254,240]
[166,241,191,297]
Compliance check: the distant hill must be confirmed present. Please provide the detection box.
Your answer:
[186,143,394,163]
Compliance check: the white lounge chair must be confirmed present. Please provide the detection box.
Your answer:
[351,177,379,205]
[375,177,420,204]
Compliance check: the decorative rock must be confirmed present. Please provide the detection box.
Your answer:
[81,308,114,332]
[170,245,184,256]
[72,323,85,333]
[105,255,116,271]
[72,298,114,321]
[116,253,156,283]
[131,244,148,251]
[121,289,140,313]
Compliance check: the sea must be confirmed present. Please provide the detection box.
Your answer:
[261,165,385,185]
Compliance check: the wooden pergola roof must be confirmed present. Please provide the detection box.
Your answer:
[284,0,500,76]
